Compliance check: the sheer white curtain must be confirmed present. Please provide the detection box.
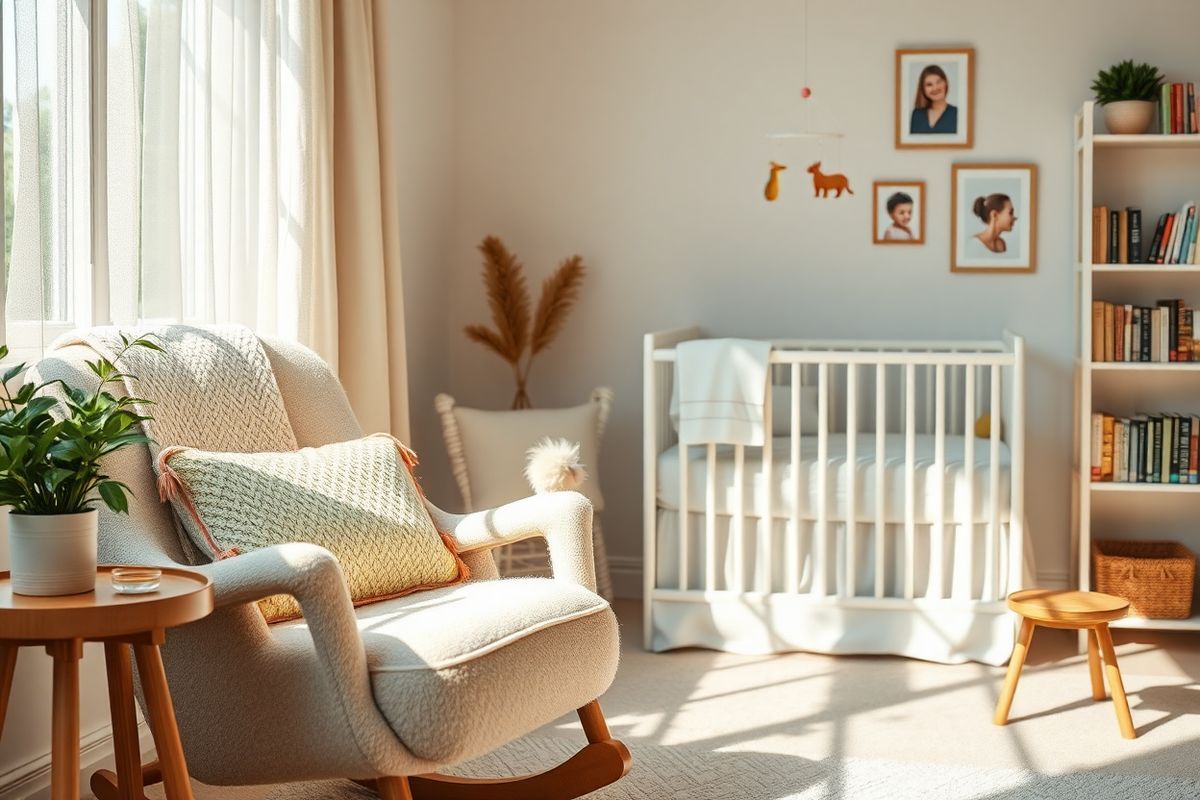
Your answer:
[3,0,406,434]
[105,0,337,364]
[3,0,91,363]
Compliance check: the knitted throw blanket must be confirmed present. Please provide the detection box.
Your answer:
[58,324,298,456]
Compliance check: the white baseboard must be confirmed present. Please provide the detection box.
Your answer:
[610,557,1071,599]
[1,721,154,800]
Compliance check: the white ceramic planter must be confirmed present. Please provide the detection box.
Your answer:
[8,509,98,596]
[1103,100,1156,135]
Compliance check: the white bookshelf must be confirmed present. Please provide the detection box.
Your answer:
[1074,101,1200,631]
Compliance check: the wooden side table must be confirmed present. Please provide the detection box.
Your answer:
[993,588,1135,739]
[0,566,213,800]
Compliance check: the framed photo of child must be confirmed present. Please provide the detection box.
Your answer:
[873,181,925,245]
[950,163,1037,273]
[895,48,973,149]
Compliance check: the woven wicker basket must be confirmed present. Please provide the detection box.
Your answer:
[1091,540,1196,619]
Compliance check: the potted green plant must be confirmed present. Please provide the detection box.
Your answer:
[1092,60,1164,135]
[0,335,158,595]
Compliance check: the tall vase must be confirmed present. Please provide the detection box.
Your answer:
[8,510,99,596]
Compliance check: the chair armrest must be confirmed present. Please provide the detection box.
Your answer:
[190,542,362,654]
[192,541,351,607]
[427,492,598,593]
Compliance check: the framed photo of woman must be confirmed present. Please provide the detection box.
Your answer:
[873,181,925,245]
[950,163,1037,273]
[895,48,973,149]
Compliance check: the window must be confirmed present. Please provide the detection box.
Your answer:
[2,0,92,362]
[1,0,315,361]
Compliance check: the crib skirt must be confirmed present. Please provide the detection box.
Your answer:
[650,508,1018,664]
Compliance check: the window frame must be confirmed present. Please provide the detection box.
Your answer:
[0,0,110,362]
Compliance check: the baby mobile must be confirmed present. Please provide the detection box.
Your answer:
[762,0,851,202]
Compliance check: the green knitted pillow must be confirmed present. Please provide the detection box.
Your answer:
[157,433,468,622]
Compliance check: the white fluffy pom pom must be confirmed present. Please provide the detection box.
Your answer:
[525,437,588,494]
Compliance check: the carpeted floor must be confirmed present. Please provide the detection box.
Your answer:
[148,600,1200,799]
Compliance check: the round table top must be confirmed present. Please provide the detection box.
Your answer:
[0,566,214,641]
[1007,589,1129,625]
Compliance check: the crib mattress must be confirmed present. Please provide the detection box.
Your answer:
[657,433,1011,524]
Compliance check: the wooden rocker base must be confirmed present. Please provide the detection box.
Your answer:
[89,701,631,800]
[91,760,160,800]
[365,700,631,800]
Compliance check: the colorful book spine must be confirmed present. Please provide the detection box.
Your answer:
[1102,414,1115,480]
[1147,213,1167,262]
[1141,306,1152,361]
[1185,82,1195,133]
[1157,214,1175,263]
[1129,207,1142,263]
[1174,83,1184,134]
[1109,209,1120,263]
[1191,415,1199,483]
[1162,83,1173,134]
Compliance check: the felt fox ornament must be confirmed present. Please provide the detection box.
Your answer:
[806,161,853,198]
[764,161,787,202]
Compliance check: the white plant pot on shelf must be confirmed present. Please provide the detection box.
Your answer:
[1102,100,1156,135]
[8,509,98,596]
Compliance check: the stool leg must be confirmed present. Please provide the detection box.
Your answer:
[993,617,1035,726]
[0,644,17,740]
[49,639,83,800]
[104,642,148,799]
[134,641,195,799]
[1095,624,1136,739]
[1087,628,1106,701]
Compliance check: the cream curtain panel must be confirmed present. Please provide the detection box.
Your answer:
[108,0,336,348]
[5,0,409,438]
[324,0,410,442]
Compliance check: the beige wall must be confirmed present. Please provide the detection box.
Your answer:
[446,0,1200,589]
[393,0,458,506]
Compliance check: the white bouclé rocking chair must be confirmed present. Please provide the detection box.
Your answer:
[36,329,629,800]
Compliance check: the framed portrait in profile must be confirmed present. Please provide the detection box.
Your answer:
[895,48,974,149]
[873,181,925,245]
[951,163,1037,273]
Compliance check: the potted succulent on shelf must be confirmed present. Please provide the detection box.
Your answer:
[0,335,158,596]
[1092,59,1164,135]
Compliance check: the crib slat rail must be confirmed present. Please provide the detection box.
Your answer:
[844,364,858,598]
[815,363,830,597]
[874,364,887,599]
[931,364,946,601]
[644,331,1024,664]
[788,364,802,594]
[759,378,774,594]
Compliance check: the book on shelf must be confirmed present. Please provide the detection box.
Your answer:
[1174,83,1185,134]
[1185,82,1195,133]
[1109,208,1120,263]
[1130,208,1143,262]
[1091,299,1195,362]
[1093,410,1200,484]
[1157,80,1200,135]
[1091,202,1200,264]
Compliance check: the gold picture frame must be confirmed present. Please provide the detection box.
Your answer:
[950,163,1038,273]
[873,181,926,245]
[895,48,974,150]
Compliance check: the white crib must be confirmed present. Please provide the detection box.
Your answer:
[643,328,1027,665]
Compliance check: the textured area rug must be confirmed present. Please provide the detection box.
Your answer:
[153,734,1200,800]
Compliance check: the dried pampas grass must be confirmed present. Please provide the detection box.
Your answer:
[525,437,588,494]
[464,236,587,409]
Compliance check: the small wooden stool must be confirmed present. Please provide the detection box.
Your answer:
[993,589,1135,739]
